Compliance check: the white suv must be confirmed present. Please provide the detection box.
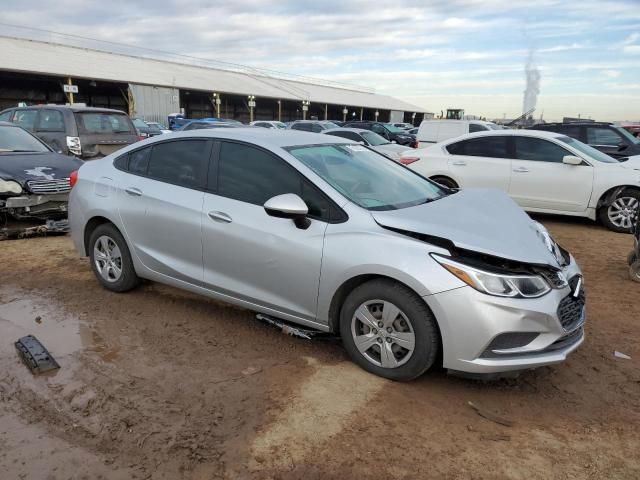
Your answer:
[401,130,640,232]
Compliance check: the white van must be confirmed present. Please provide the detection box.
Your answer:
[417,120,502,147]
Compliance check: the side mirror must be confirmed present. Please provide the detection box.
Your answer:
[617,142,628,151]
[563,155,583,165]
[263,193,311,229]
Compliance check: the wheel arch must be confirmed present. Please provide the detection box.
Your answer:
[327,274,444,355]
[83,215,120,255]
[596,185,640,210]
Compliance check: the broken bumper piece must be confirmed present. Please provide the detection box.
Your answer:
[15,335,60,374]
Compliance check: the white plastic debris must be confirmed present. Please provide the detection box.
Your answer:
[614,351,631,360]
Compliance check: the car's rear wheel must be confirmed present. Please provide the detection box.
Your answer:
[430,176,458,189]
[599,188,640,233]
[89,223,140,292]
[339,279,439,381]
[630,260,640,283]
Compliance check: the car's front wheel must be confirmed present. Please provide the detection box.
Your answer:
[599,188,640,233]
[88,223,140,292]
[340,279,439,381]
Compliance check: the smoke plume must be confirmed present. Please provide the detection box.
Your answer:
[522,50,540,115]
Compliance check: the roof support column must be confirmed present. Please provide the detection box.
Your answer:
[342,107,348,122]
[277,100,282,122]
[248,95,256,122]
[324,104,328,120]
[360,107,363,121]
[66,77,74,104]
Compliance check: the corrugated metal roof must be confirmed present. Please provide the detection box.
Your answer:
[0,36,429,113]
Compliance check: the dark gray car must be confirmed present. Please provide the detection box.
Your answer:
[0,106,138,160]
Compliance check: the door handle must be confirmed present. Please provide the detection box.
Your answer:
[208,211,233,223]
[513,167,530,173]
[452,161,467,166]
[125,187,143,196]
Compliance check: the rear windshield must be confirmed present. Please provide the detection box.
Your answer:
[76,112,135,135]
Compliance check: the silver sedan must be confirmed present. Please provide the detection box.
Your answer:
[69,128,585,380]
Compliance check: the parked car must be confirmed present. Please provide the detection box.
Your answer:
[388,122,414,130]
[620,124,640,138]
[416,119,501,147]
[529,122,640,160]
[0,105,138,160]
[146,122,171,134]
[323,128,411,161]
[250,121,287,129]
[69,129,584,381]
[328,120,346,127]
[0,122,82,222]
[401,130,640,232]
[178,121,240,131]
[288,120,339,133]
[344,121,417,147]
[132,118,163,138]
[407,127,419,135]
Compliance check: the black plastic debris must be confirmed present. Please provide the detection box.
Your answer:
[15,335,60,374]
[256,314,338,341]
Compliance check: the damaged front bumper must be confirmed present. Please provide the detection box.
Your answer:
[1,193,69,220]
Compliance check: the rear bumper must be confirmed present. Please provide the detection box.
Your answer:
[424,259,585,374]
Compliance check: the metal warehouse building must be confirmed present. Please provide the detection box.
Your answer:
[0,31,431,125]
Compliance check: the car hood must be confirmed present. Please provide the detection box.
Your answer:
[0,152,83,185]
[371,188,563,267]
[619,155,640,170]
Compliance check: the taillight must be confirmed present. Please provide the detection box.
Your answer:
[400,156,419,165]
[69,170,78,188]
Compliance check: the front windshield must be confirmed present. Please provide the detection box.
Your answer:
[361,131,389,146]
[0,126,49,153]
[613,126,640,145]
[287,144,446,211]
[132,119,148,128]
[274,122,287,129]
[557,136,619,163]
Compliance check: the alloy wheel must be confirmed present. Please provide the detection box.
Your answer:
[607,196,639,231]
[93,235,123,283]
[350,300,415,368]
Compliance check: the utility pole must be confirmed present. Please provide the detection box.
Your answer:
[302,100,310,120]
[277,100,282,121]
[248,95,256,122]
[67,77,74,104]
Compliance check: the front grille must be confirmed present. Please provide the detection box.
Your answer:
[557,276,586,332]
[27,178,71,194]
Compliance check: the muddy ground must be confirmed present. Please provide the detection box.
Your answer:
[0,216,638,479]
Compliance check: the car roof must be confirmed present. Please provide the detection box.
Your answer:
[323,127,369,134]
[0,121,18,127]
[536,121,612,127]
[443,129,567,143]
[4,105,128,114]
[152,127,354,148]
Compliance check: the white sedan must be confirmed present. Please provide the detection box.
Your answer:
[323,128,412,161]
[401,130,640,232]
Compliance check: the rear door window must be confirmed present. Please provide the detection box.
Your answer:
[446,136,508,158]
[0,110,13,122]
[129,147,152,175]
[76,112,135,135]
[147,140,210,189]
[513,136,571,163]
[36,110,65,132]
[13,110,38,130]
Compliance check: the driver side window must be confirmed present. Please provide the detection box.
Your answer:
[513,137,571,163]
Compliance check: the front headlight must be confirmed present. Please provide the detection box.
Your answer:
[0,179,23,195]
[433,255,551,298]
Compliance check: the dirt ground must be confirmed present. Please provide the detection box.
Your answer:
[0,216,638,480]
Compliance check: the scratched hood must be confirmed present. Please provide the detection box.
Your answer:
[0,151,83,186]
[371,188,563,267]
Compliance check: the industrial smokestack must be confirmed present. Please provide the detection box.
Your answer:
[522,50,540,116]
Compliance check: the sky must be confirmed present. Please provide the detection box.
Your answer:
[1,0,639,121]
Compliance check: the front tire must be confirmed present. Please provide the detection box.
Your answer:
[339,279,439,381]
[598,188,640,233]
[88,223,140,292]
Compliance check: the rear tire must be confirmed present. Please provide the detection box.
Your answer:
[339,279,439,381]
[430,176,458,189]
[598,188,640,233]
[88,223,140,292]
[630,260,640,283]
